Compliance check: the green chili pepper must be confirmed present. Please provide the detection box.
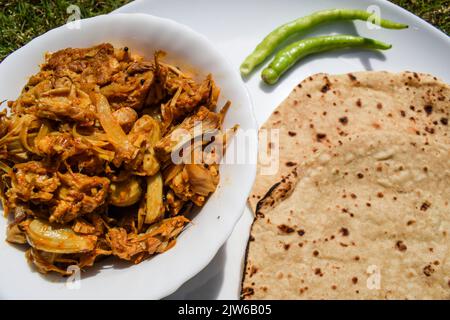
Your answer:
[261,35,392,85]
[240,9,407,76]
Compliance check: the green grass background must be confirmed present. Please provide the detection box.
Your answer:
[0,0,448,62]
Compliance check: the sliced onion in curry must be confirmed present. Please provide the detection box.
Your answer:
[23,219,97,254]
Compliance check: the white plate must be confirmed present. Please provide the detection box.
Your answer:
[0,13,257,299]
[116,0,450,299]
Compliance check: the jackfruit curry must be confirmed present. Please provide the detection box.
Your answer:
[0,43,235,275]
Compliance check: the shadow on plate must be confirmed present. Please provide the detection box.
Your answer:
[164,244,226,300]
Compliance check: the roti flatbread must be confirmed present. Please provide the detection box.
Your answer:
[242,132,450,299]
[249,71,450,213]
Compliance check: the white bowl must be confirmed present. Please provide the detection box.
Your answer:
[0,13,257,299]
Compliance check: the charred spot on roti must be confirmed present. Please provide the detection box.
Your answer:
[348,73,357,81]
[241,287,254,298]
[357,173,364,179]
[423,264,435,277]
[339,116,348,125]
[441,117,448,125]
[249,266,258,277]
[424,105,433,115]
[321,84,330,93]
[286,161,297,167]
[297,229,305,236]
[352,277,358,284]
[339,227,350,236]
[425,126,435,134]
[278,224,295,234]
[372,122,381,129]
[321,81,331,93]
[400,110,406,117]
[396,240,407,252]
[377,103,383,110]
[299,286,309,294]
[356,99,362,107]
[420,201,431,211]
[288,131,297,137]
[314,268,324,277]
[316,133,327,141]
[313,250,319,257]
[284,243,290,250]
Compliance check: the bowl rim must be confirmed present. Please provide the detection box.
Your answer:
[0,12,258,299]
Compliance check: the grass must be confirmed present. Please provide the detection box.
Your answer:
[0,0,448,62]
[391,0,449,33]
[0,0,132,61]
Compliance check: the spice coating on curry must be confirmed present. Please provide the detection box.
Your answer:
[0,43,234,275]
